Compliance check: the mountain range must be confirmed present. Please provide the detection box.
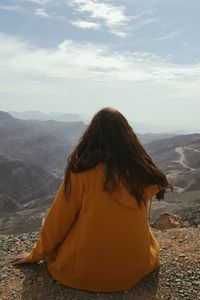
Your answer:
[0,111,85,176]
[0,111,85,232]
[0,111,199,233]
[8,110,199,134]
[8,110,89,123]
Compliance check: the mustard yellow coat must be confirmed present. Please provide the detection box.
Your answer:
[27,164,160,292]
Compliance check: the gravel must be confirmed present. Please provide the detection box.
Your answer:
[0,228,200,300]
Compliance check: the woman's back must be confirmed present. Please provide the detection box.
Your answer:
[43,163,160,292]
[20,108,169,292]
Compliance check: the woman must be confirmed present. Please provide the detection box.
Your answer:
[11,107,171,292]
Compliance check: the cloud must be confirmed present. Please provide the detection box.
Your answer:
[154,31,180,41]
[71,20,100,30]
[0,33,200,128]
[69,0,131,37]
[22,0,50,4]
[0,5,26,13]
[1,32,200,88]
[34,8,50,18]
[108,30,127,38]
[137,18,159,27]
[127,6,160,33]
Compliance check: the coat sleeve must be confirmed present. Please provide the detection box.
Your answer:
[26,172,84,263]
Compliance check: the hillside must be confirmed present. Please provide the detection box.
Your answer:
[0,159,60,211]
[0,227,199,299]
[145,133,200,192]
[0,156,61,234]
[0,111,85,176]
[138,133,178,144]
[0,111,84,234]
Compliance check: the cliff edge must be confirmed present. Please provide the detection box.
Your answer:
[0,228,200,300]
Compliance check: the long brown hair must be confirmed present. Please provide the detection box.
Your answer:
[64,107,171,205]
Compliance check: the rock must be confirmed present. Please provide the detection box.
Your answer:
[154,213,184,231]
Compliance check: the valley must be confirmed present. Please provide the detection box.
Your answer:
[0,111,199,234]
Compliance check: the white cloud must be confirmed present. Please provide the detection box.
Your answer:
[137,18,159,27]
[0,5,26,13]
[71,20,100,30]
[0,33,200,128]
[1,33,200,84]
[69,0,130,37]
[108,30,127,38]
[34,8,50,18]
[154,31,180,41]
[22,0,50,4]
[127,7,159,33]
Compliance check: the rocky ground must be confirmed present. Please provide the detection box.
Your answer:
[0,228,200,300]
[150,190,200,228]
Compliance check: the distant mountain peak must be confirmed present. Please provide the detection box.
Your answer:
[0,111,14,120]
[8,110,86,123]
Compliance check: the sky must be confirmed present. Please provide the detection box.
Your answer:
[0,0,200,131]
